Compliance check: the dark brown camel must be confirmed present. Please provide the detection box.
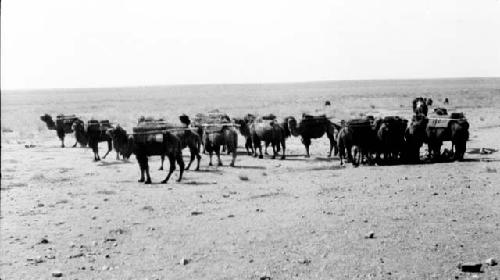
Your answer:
[73,120,113,161]
[373,116,408,163]
[234,114,256,155]
[130,131,184,184]
[285,114,340,158]
[203,125,238,166]
[337,118,376,166]
[106,125,133,160]
[248,116,287,159]
[156,116,202,171]
[40,114,80,147]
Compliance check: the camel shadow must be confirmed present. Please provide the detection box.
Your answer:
[313,157,338,162]
[232,165,267,170]
[97,160,133,166]
[308,165,345,171]
[182,181,217,185]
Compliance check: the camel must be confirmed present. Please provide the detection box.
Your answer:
[412,97,429,116]
[106,125,133,160]
[156,116,202,171]
[40,114,80,147]
[130,131,184,184]
[337,118,376,166]
[234,114,256,155]
[373,117,408,163]
[248,116,287,159]
[285,114,340,158]
[203,125,238,167]
[73,120,113,161]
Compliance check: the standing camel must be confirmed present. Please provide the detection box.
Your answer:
[285,114,340,158]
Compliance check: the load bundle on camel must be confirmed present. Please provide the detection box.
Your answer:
[285,113,340,158]
[130,118,185,184]
[426,112,469,161]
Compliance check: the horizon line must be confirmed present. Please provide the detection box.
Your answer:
[2,76,499,92]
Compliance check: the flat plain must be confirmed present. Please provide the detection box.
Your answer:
[1,78,500,279]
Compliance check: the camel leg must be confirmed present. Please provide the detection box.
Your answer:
[144,159,152,184]
[264,142,269,155]
[161,155,176,184]
[271,143,277,159]
[216,147,223,166]
[327,133,335,157]
[186,148,195,170]
[72,140,78,148]
[280,138,286,160]
[346,146,353,164]
[195,153,201,171]
[176,152,185,182]
[245,138,252,155]
[102,141,112,159]
[137,155,146,182]
[302,138,311,158]
[159,155,165,170]
[230,150,236,167]
[208,150,213,166]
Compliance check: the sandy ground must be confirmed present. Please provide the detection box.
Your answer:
[1,79,500,279]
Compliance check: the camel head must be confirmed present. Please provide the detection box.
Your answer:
[412,97,428,116]
[179,114,191,126]
[233,118,250,137]
[40,114,56,129]
[285,116,300,137]
[72,120,85,132]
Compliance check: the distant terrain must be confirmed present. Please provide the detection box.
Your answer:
[2,78,500,279]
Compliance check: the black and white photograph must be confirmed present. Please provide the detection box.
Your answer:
[1,0,499,279]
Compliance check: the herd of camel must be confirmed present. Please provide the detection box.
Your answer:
[40,97,469,184]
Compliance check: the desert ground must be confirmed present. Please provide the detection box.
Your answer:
[1,78,500,279]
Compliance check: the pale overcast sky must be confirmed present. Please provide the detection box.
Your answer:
[1,0,500,89]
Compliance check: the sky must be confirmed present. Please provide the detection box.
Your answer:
[1,0,500,89]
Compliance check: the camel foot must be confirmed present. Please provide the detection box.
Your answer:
[258,155,263,159]
[158,167,163,170]
[280,155,286,160]
[230,162,235,167]
[271,156,276,159]
[218,162,223,167]
[176,178,182,182]
[145,179,152,184]
[138,178,145,182]
[160,179,168,184]
[305,155,310,158]
[209,162,213,166]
